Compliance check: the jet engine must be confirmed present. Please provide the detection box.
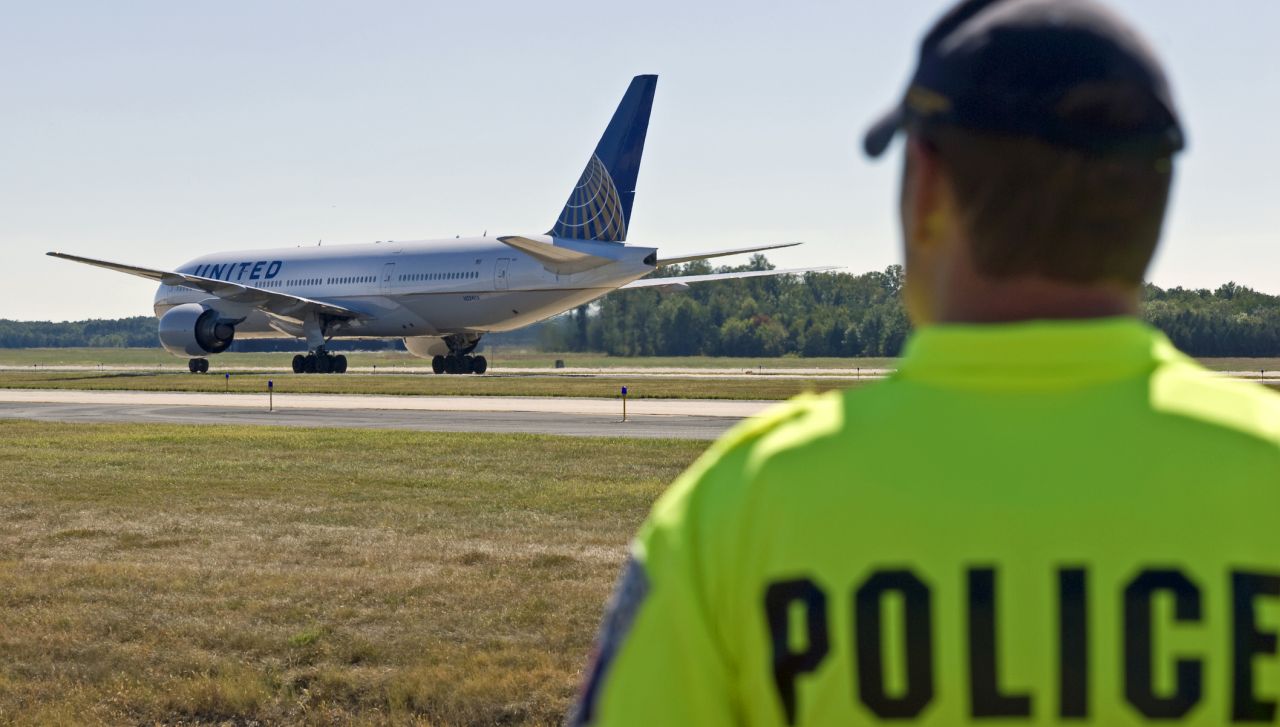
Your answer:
[158,303,238,356]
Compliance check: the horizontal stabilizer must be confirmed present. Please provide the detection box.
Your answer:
[46,251,365,322]
[496,236,614,275]
[655,241,804,267]
[620,266,840,290]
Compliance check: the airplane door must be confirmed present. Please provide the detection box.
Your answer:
[494,258,511,290]
[380,262,396,294]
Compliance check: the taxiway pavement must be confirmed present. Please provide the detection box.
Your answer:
[0,389,772,440]
[0,364,890,380]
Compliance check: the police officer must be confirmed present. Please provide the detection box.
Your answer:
[571,0,1280,724]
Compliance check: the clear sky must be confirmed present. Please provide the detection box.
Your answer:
[3,0,1277,321]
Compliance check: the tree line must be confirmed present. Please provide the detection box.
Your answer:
[0,316,159,348]
[2,259,1277,357]
[544,256,1280,357]
[543,256,911,357]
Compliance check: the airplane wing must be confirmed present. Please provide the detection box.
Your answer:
[497,236,614,275]
[654,241,803,267]
[619,266,841,290]
[47,251,366,322]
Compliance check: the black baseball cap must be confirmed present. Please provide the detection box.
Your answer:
[863,0,1185,158]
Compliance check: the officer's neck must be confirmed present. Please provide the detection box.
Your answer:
[934,263,1141,325]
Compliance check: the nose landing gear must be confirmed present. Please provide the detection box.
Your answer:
[188,358,209,374]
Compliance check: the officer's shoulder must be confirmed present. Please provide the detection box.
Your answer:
[1150,359,1280,448]
[687,385,877,490]
[717,389,852,461]
[643,390,855,537]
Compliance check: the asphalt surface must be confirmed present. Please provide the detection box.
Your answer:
[0,363,889,380]
[0,390,769,440]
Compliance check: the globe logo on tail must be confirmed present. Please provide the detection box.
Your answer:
[549,155,627,242]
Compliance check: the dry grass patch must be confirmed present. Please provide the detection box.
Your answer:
[0,421,705,725]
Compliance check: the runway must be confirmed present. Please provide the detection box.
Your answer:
[0,389,773,440]
[0,363,890,380]
[5,364,1273,381]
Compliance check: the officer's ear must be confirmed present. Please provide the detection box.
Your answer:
[900,134,951,252]
[899,133,958,327]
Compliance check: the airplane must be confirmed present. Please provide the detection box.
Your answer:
[49,75,835,375]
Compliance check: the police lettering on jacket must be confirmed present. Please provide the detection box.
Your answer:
[765,566,1280,723]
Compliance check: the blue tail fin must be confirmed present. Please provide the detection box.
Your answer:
[549,75,657,242]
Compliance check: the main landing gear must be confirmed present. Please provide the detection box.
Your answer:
[188,358,209,373]
[431,354,487,375]
[292,349,348,374]
[431,333,487,375]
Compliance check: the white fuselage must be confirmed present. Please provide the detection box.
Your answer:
[52,75,826,367]
[152,235,656,344]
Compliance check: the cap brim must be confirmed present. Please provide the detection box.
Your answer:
[863,105,905,158]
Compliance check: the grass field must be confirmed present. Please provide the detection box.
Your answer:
[2,346,1278,376]
[0,421,704,725]
[3,348,1276,403]
[0,370,859,401]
